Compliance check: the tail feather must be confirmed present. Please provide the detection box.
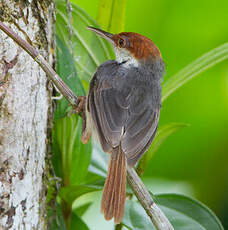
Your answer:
[101,146,126,224]
[114,149,126,222]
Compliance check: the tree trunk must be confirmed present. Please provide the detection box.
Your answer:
[0,1,54,229]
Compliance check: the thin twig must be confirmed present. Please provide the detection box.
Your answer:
[127,166,174,230]
[0,21,174,230]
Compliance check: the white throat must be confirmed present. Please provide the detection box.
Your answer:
[114,47,139,68]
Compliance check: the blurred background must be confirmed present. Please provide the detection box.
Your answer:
[69,0,228,228]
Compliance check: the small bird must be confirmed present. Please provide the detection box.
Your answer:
[82,27,165,224]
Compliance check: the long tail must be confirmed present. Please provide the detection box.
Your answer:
[101,146,127,224]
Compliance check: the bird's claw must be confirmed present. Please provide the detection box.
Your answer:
[70,96,91,143]
[74,96,86,114]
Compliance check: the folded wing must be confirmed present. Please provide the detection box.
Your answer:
[88,61,161,165]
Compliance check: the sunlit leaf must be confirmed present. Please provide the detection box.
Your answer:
[123,193,224,230]
[82,171,105,186]
[59,184,102,204]
[157,194,224,230]
[74,202,93,217]
[162,43,228,102]
[96,0,127,33]
[70,213,89,230]
[56,0,114,83]
[138,123,188,174]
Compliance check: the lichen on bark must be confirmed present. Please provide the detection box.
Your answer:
[0,0,55,229]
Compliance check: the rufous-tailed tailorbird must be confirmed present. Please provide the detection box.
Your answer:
[81,27,165,224]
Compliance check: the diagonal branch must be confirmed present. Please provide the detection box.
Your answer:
[127,166,173,229]
[0,21,78,108]
[0,21,174,230]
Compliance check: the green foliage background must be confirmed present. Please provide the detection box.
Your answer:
[53,0,228,229]
[74,0,228,222]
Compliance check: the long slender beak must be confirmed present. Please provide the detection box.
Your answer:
[87,26,115,45]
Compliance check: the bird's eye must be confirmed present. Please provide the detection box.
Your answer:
[118,38,125,47]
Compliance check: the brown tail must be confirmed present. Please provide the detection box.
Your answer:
[101,146,127,224]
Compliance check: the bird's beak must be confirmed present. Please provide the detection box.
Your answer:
[87,26,115,45]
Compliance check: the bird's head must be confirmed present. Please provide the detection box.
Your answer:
[88,26,163,68]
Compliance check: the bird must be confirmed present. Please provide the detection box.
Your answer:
[82,26,165,224]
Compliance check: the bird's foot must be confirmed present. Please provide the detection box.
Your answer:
[70,96,91,144]
[74,96,86,114]
[81,129,91,144]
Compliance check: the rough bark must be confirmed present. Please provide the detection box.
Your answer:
[0,1,54,229]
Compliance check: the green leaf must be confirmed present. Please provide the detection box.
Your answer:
[88,143,108,178]
[138,123,188,174]
[49,204,67,230]
[49,203,89,230]
[162,43,228,102]
[56,1,114,82]
[73,202,92,217]
[123,200,153,230]
[70,213,89,230]
[82,171,105,186]
[122,194,224,230]
[156,194,224,230]
[55,36,85,119]
[52,115,92,186]
[59,184,102,204]
[96,0,127,33]
[69,119,92,185]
